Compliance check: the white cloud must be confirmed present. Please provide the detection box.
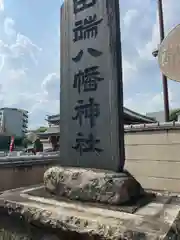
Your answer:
[124,84,179,115]
[0,0,4,11]
[123,9,138,28]
[0,14,47,128]
[29,98,59,128]
[0,33,42,73]
[8,68,27,80]
[122,57,137,83]
[41,73,60,100]
[10,34,42,66]
[4,17,16,36]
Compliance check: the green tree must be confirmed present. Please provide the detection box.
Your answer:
[169,109,180,121]
[14,137,23,146]
[35,126,48,133]
[22,137,32,148]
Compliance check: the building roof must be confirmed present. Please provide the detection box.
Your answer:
[46,108,156,125]
[38,109,156,138]
[0,107,28,113]
[45,126,59,134]
[37,126,59,138]
[124,107,155,123]
[45,114,60,122]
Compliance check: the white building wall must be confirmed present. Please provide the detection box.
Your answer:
[0,108,28,137]
[146,110,165,122]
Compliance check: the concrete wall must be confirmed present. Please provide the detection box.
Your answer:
[2,122,180,194]
[0,158,58,192]
[124,123,180,193]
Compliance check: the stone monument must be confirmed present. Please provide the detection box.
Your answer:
[60,0,125,171]
[0,1,180,239]
[45,0,144,205]
[60,0,124,171]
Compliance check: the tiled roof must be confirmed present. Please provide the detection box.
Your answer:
[124,107,155,123]
[46,108,156,124]
[37,126,60,136]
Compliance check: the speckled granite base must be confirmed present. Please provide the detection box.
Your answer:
[44,167,145,205]
[0,186,180,239]
[0,213,62,239]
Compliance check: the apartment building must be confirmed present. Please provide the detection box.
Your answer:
[0,108,28,137]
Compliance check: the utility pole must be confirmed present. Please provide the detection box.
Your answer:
[115,0,125,171]
[157,0,170,122]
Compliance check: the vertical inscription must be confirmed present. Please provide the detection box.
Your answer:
[60,0,124,171]
[72,0,103,156]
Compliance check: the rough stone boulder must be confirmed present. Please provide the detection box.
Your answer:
[44,167,145,205]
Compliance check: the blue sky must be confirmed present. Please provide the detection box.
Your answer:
[0,0,179,129]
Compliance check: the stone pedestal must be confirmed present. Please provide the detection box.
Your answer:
[0,184,180,239]
[44,167,145,205]
[0,167,180,239]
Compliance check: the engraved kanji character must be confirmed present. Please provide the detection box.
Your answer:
[73,66,104,93]
[72,132,103,156]
[73,14,103,42]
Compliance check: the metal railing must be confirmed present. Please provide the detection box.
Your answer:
[0,153,59,167]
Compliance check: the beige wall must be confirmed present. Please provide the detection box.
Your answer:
[0,162,56,192]
[2,128,180,194]
[125,129,180,193]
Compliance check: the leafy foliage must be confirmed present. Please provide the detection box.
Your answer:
[34,126,48,133]
[22,137,32,148]
[169,109,180,121]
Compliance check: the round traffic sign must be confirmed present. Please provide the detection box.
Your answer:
[158,24,180,82]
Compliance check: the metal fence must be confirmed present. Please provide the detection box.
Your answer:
[0,153,60,167]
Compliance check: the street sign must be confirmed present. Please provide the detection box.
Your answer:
[158,24,180,82]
